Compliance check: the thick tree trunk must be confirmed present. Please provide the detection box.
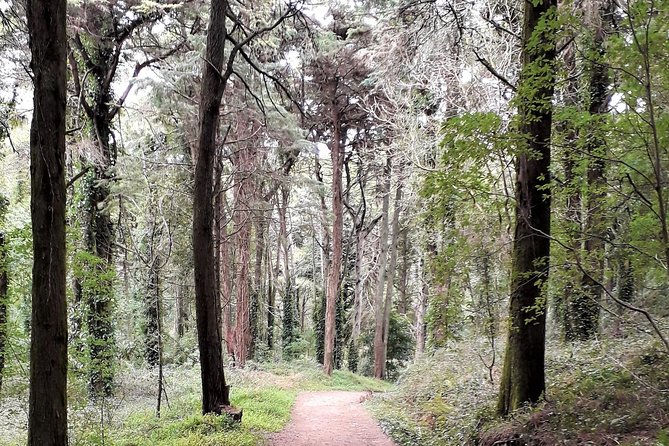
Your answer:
[193,0,230,414]
[497,0,556,416]
[373,157,392,379]
[324,107,343,376]
[27,0,68,440]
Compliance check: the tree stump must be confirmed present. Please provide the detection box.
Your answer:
[222,405,243,422]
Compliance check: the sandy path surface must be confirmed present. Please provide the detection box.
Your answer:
[267,391,395,446]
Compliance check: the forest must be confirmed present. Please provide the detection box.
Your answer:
[1,0,669,444]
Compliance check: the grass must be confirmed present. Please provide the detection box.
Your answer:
[0,359,390,446]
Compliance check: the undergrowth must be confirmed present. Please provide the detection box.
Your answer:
[0,359,388,446]
[370,337,669,446]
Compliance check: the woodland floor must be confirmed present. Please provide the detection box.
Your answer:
[267,391,395,446]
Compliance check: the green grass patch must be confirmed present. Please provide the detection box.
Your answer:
[71,386,297,446]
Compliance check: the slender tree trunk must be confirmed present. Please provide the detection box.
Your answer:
[373,157,392,379]
[416,269,428,356]
[233,145,255,367]
[497,0,556,415]
[397,228,410,315]
[27,0,68,440]
[324,106,343,376]
[574,1,611,340]
[560,40,582,341]
[219,192,234,358]
[0,232,7,391]
[381,184,403,375]
[192,0,230,414]
[145,257,160,366]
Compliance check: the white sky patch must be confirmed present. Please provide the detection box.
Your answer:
[611,92,626,113]
[305,3,332,27]
[460,69,472,84]
[317,142,329,158]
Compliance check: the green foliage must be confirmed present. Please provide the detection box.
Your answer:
[347,339,359,373]
[371,339,669,446]
[313,291,325,365]
[281,284,296,360]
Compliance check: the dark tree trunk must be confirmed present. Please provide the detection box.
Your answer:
[144,252,160,367]
[193,0,230,414]
[27,0,68,440]
[497,0,556,416]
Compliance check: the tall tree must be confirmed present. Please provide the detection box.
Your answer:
[0,196,7,392]
[497,0,557,415]
[573,0,612,340]
[192,0,231,414]
[27,0,68,441]
[68,2,177,396]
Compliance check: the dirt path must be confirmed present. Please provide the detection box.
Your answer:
[267,391,395,446]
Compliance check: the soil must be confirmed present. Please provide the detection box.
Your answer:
[267,390,395,446]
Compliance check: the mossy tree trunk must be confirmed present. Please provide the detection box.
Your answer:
[573,0,612,340]
[497,0,557,416]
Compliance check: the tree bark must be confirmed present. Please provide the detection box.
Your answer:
[233,144,255,367]
[0,232,7,392]
[324,103,343,376]
[497,0,556,416]
[381,183,403,376]
[574,0,611,340]
[415,263,428,356]
[27,0,68,440]
[373,157,392,379]
[192,0,230,414]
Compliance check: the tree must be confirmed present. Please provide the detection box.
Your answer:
[497,0,557,415]
[192,0,232,415]
[26,0,68,441]
[68,1,180,396]
[0,196,7,391]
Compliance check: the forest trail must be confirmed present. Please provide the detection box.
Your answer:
[267,390,395,446]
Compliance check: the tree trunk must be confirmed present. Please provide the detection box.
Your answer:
[415,258,428,356]
[27,0,68,440]
[324,106,343,376]
[497,0,556,416]
[233,145,255,368]
[373,157,392,379]
[219,191,234,359]
[381,184,403,375]
[0,232,7,392]
[145,247,160,367]
[397,228,410,315]
[192,0,230,414]
[574,1,611,340]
